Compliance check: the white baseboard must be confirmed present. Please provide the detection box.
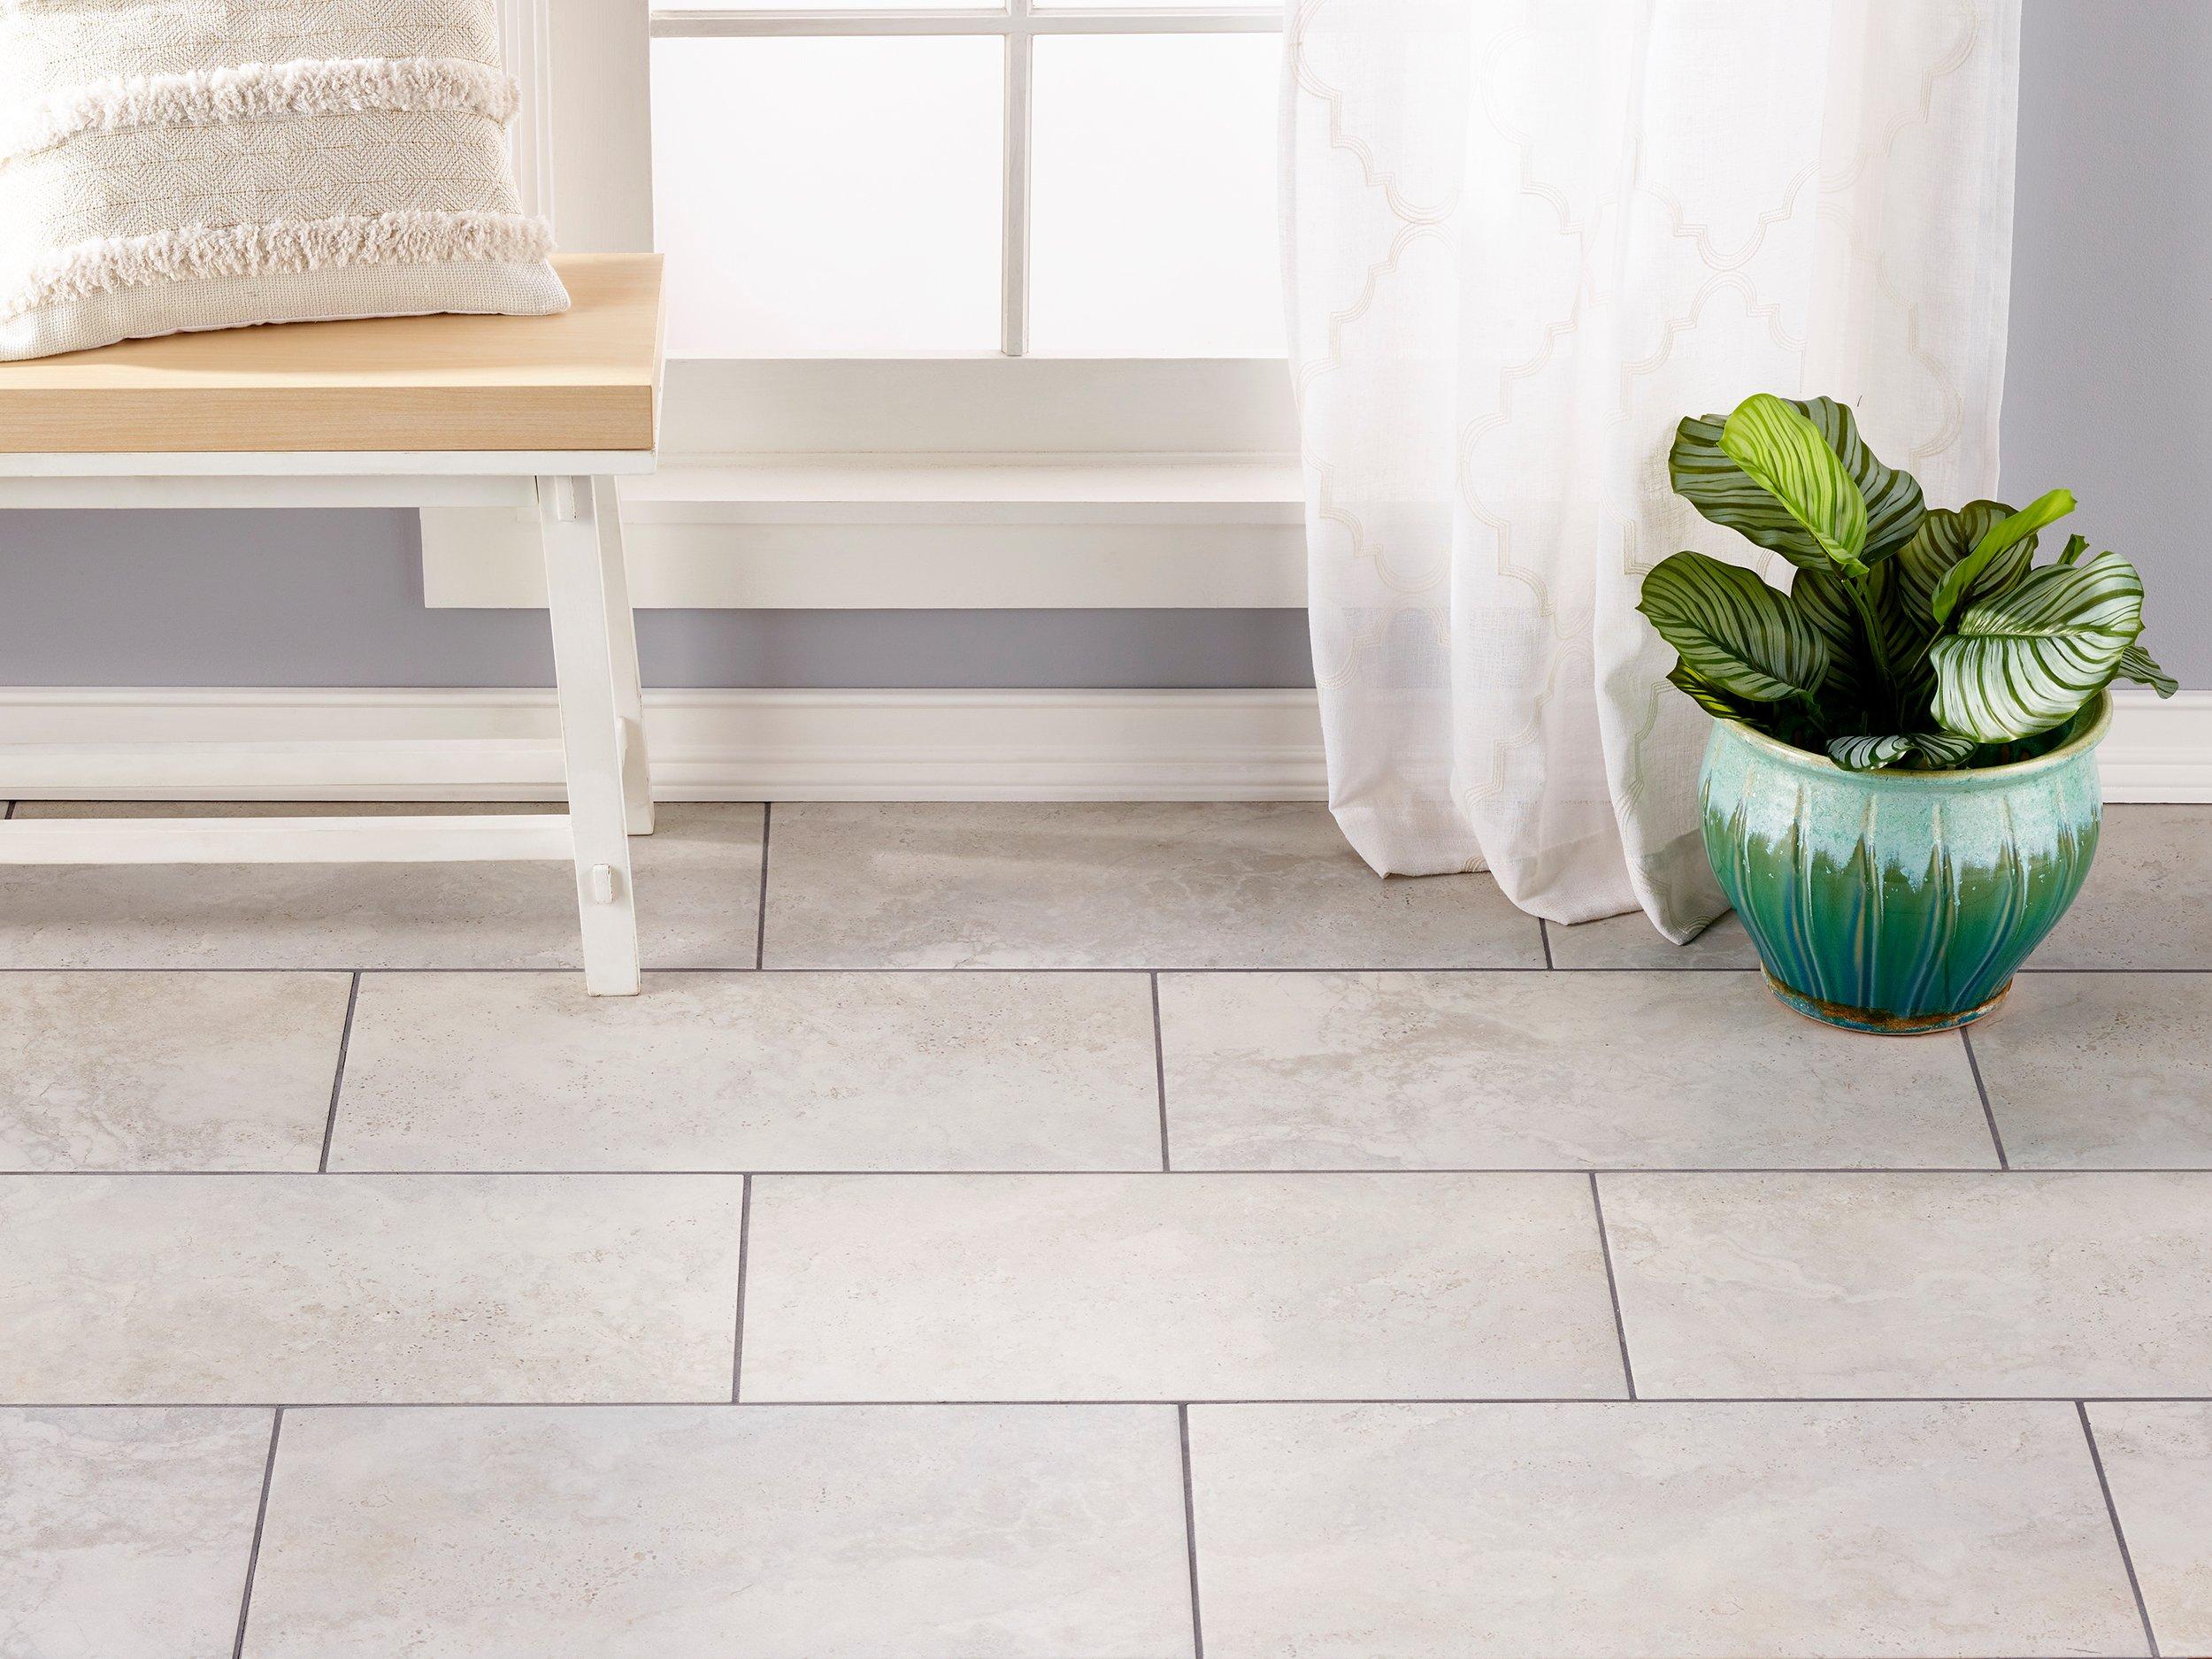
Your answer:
[0,686,2202,803]
[2098,687,2212,803]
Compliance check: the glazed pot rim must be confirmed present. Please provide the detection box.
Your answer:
[1710,690,2112,787]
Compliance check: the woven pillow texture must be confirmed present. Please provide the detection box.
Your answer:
[0,0,568,361]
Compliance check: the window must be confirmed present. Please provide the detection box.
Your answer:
[432,1,1303,616]
[646,4,1286,360]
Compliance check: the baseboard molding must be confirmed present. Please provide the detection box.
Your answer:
[0,686,2201,803]
[2097,687,2212,803]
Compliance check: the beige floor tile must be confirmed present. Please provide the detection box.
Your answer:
[1161,972,1993,1170]
[242,1405,1193,1659]
[2087,1402,2212,1655]
[1601,1171,2212,1397]
[1970,973,2212,1167]
[1188,1401,2147,1659]
[1,1408,273,1659]
[0,1175,744,1403]
[1545,907,1761,969]
[331,970,1161,1171]
[0,972,351,1171]
[760,803,1543,968]
[0,803,763,969]
[2032,806,2212,968]
[741,1173,1624,1402]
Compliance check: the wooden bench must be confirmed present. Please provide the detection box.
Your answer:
[0,254,664,995]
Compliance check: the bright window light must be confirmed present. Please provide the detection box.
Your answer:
[649,36,1005,356]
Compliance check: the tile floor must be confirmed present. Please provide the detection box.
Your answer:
[2,799,2208,1659]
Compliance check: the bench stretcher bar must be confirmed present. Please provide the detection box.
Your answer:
[0,813,580,864]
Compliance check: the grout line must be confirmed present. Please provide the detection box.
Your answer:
[8,962,2212,975]
[229,1407,283,1659]
[15,1394,2212,1409]
[15,1166,2209,1178]
[752,803,772,971]
[0,963,1749,976]
[1179,1404,1205,1659]
[1539,918,1555,971]
[2078,1401,2161,1657]
[1587,1173,1637,1400]
[316,973,362,1174]
[1960,1027,2010,1171]
[730,1173,753,1404]
[1151,972,1171,1172]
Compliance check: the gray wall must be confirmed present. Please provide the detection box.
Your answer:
[2001,0,2209,687]
[2,0,2200,691]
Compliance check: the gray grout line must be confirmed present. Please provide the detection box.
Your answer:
[1,961,2205,974]
[19,1395,2212,1409]
[1151,972,1171,1172]
[752,803,772,971]
[730,1173,753,1404]
[1539,918,1555,970]
[228,1407,282,1659]
[20,1166,2206,1177]
[316,972,362,1174]
[2078,1400,2162,1657]
[1961,1026,2010,1171]
[1587,1173,1637,1401]
[1178,1403,1205,1659]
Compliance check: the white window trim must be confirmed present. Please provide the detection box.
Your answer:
[431,0,1302,611]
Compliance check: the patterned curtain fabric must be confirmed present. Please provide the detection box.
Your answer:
[1283,0,2023,940]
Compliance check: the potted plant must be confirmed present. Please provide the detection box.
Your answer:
[1640,393,2176,1033]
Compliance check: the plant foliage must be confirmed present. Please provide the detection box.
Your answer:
[1641,393,2175,770]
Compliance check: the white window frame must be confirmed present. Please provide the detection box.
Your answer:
[431,0,1303,611]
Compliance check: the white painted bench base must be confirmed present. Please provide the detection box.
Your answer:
[0,465,654,996]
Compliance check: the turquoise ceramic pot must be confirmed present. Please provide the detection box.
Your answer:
[1701,694,2108,1033]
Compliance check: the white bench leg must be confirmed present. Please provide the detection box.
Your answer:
[541,474,641,995]
[591,475,655,835]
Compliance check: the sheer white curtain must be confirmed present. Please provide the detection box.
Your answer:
[1283,0,2021,940]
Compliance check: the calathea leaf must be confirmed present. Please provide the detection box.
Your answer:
[1798,396,1924,564]
[1639,551,1828,703]
[1717,394,1870,576]
[1671,660,1827,751]
[1893,502,2034,630]
[1671,396,1923,572]
[1787,566,1877,717]
[2116,641,2178,698]
[1667,658,1746,720]
[2059,532,2089,567]
[1930,550,2145,741]
[1931,488,2076,626]
[1827,732,1979,772]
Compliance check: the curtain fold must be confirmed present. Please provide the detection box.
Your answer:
[1284,0,2022,941]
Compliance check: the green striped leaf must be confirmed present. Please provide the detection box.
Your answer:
[1786,565,1875,718]
[1639,551,1828,703]
[1930,550,2145,741]
[1671,396,1922,574]
[1827,731,1979,772]
[1790,561,1930,726]
[1666,658,1749,721]
[1893,502,2033,630]
[2117,641,2178,698]
[1718,394,1870,576]
[1931,488,2075,626]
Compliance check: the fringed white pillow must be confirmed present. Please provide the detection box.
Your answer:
[0,0,568,361]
